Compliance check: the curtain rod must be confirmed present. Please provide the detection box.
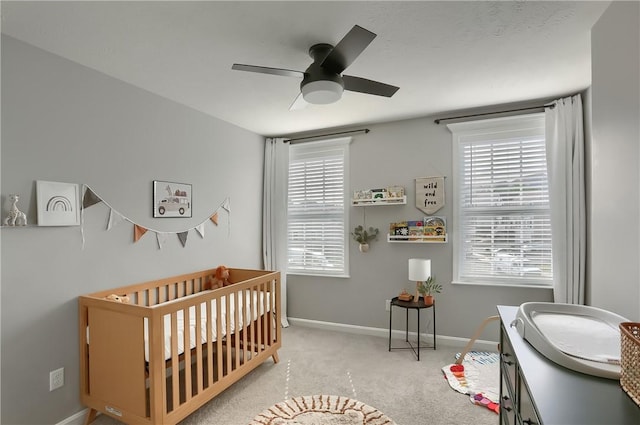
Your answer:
[284,128,370,143]
[434,104,555,125]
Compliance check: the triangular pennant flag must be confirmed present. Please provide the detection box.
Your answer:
[177,231,189,247]
[210,212,219,225]
[107,208,125,230]
[82,187,102,209]
[221,197,230,212]
[195,223,205,238]
[134,225,148,243]
[156,232,168,250]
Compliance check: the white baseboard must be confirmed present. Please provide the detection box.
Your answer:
[56,408,90,425]
[287,317,499,352]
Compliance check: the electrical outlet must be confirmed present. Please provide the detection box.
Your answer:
[385,299,391,312]
[50,367,64,391]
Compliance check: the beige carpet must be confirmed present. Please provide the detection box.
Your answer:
[249,395,396,425]
[93,325,499,425]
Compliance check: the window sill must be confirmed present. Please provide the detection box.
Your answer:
[451,280,553,290]
[287,272,351,279]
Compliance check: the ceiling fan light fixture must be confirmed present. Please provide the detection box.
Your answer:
[301,80,344,104]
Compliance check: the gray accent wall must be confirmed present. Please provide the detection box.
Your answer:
[589,1,640,321]
[1,36,265,424]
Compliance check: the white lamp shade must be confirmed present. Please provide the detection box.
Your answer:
[408,258,431,281]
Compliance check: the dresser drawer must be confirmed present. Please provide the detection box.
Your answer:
[518,370,541,425]
[500,325,517,387]
[500,376,515,425]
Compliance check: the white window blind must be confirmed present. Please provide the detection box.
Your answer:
[450,114,553,286]
[287,138,350,276]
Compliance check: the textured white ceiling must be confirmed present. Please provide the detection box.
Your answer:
[1,1,610,136]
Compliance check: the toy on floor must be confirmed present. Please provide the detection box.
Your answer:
[471,392,500,414]
[208,265,230,289]
[442,352,501,415]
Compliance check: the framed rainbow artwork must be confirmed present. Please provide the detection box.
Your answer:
[36,180,80,226]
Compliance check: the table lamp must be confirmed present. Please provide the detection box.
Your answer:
[408,258,431,303]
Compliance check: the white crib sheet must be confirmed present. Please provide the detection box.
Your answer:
[144,291,271,362]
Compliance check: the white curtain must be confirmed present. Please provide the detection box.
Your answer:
[263,138,290,327]
[545,94,586,304]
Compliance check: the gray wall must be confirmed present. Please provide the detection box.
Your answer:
[287,116,554,341]
[1,36,265,424]
[588,1,640,321]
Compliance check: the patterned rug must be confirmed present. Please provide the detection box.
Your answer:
[441,351,501,414]
[249,395,397,425]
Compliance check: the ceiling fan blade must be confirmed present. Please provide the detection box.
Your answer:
[320,25,376,74]
[343,75,399,97]
[232,64,304,78]
[289,92,308,111]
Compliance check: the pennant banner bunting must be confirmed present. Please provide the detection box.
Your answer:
[82,187,102,209]
[79,185,230,249]
[107,208,126,231]
[222,197,230,212]
[134,225,148,243]
[177,231,189,247]
[156,232,168,250]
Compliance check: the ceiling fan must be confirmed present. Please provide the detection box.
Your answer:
[232,25,399,109]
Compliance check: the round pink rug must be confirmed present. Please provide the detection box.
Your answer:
[249,395,396,425]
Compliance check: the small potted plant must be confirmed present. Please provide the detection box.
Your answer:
[351,225,379,252]
[417,276,442,306]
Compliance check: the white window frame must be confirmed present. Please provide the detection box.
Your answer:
[449,114,553,287]
[286,137,351,277]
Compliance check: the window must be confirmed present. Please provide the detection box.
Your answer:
[449,114,552,287]
[287,137,350,277]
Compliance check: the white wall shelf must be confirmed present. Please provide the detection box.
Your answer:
[352,196,406,206]
[387,234,448,244]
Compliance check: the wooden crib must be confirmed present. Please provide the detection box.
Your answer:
[79,268,281,425]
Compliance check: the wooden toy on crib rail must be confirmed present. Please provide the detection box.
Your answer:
[207,265,231,289]
[105,294,130,303]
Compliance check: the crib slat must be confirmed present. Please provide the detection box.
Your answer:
[225,294,232,375]
[242,289,249,363]
[152,312,168,420]
[216,297,223,380]
[183,307,192,403]
[158,285,167,304]
[248,285,255,359]
[195,303,203,394]
[170,313,179,412]
[257,283,263,356]
[232,291,239,370]
[206,300,214,387]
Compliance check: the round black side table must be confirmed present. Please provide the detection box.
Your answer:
[388,296,436,360]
